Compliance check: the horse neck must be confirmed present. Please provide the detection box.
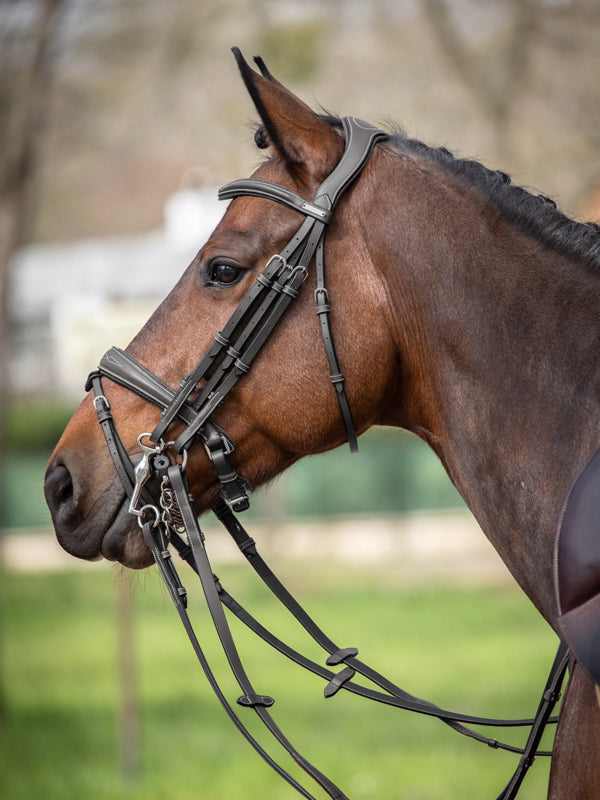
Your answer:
[367,152,600,623]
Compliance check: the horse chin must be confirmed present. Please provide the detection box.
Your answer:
[53,492,154,570]
[100,509,155,569]
[100,483,218,569]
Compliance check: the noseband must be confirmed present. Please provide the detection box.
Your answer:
[86,117,568,800]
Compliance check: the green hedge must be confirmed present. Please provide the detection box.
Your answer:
[3,399,77,454]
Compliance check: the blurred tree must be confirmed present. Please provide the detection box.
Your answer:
[422,0,541,163]
[421,0,600,204]
[0,0,67,719]
[0,0,66,424]
[257,19,326,83]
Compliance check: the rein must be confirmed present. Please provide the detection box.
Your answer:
[86,116,569,800]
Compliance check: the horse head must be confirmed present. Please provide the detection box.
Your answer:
[44,50,400,568]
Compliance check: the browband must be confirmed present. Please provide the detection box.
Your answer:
[219,179,333,223]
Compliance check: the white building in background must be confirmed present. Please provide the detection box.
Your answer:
[9,183,227,398]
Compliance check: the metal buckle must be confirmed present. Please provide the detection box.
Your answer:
[93,394,111,412]
[264,253,288,276]
[314,287,329,304]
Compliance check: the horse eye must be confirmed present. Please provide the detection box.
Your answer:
[210,262,242,286]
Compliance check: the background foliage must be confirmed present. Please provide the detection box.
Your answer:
[3,0,600,247]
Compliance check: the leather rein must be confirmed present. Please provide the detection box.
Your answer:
[86,117,569,800]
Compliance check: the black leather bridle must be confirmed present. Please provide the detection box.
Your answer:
[86,117,569,800]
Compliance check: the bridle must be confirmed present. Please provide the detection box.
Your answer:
[86,117,569,800]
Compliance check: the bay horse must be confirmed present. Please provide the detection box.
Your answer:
[44,49,600,799]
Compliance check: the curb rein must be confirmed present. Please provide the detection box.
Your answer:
[87,117,569,800]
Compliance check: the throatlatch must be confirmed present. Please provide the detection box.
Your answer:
[87,115,569,800]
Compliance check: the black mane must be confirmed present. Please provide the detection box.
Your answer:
[389,129,600,271]
[254,117,600,271]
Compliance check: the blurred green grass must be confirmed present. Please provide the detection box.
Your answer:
[0,560,560,799]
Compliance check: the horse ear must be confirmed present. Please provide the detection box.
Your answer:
[231,47,343,182]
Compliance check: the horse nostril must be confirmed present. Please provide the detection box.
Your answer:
[44,463,74,516]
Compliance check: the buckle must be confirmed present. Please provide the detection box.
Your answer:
[201,426,251,512]
[93,394,111,413]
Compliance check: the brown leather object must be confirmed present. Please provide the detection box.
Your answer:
[555,447,600,684]
[558,594,600,684]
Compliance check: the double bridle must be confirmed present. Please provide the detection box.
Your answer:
[87,117,569,800]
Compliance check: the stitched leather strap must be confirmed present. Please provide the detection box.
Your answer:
[494,642,570,800]
[91,117,388,514]
[84,111,567,800]
[90,360,250,511]
[219,178,333,223]
[150,251,289,443]
[315,117,387,208]
[140,519,326,800]
[211,500,562,742]
[314,235,358,451]
[164,470,567,800]
[168,465,350,800]
[174,257,313,452]
[215,117,386,455]
[86,374,566,799]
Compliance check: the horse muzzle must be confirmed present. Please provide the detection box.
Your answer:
[44,453,151,567]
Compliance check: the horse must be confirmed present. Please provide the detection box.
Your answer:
[44,49,600,799]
